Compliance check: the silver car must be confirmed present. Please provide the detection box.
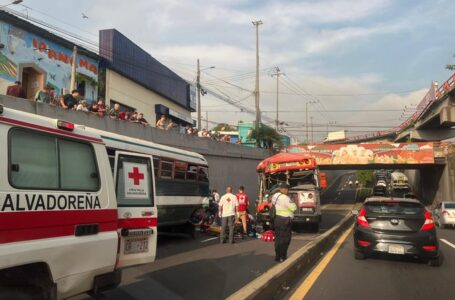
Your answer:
[434,201,455,228]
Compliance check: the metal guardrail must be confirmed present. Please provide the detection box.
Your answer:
[346,74,455,142]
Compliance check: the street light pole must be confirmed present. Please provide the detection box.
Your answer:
[197,58,201,130]
[252,20,263,147]
[271,67,284,130]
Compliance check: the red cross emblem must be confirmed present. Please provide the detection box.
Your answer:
[128,167,144,185]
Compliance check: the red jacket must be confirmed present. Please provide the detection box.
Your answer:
[236,192,249,212]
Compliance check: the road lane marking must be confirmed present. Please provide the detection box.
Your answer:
[200,237,218,243]
[289,224,354,300]
[440,238,455,250]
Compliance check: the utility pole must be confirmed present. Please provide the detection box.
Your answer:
[70,45,77,92]
[305,102,309,144]
[271,67,284,130]
[310,116,313,144]
[305,100,317,144]
[205,111,208,129]
[252,20,263,147]
[196,58,201,130]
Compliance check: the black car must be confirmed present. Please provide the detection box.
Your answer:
[353,197,442,266]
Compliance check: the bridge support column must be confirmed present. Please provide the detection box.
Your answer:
[405,155,455,206]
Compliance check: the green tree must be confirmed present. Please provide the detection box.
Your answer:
[447,54,455,71]
[250,124,283,149]
[356,170,374,187]
[212,123,236,131]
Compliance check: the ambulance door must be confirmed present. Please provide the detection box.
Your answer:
[114,151,157,267]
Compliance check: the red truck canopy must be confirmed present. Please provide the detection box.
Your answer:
[257,153,317,174]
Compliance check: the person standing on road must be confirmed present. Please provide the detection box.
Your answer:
[273,183,297,262]
[236,186,249,237]
[212,189,220,204]
[218,187,239,244]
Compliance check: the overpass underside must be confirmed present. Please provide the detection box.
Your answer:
[319,159,445,171]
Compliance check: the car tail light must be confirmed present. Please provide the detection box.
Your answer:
[357,240,371,247]
[420,211,435,231]
[442,210,449,216]
[57,120,74,131]
[422,245,437,252]
[357,208,370,228]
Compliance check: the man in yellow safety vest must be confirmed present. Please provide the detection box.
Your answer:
[272,183,297,262]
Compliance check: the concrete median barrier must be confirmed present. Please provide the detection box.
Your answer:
[227,212,354,300]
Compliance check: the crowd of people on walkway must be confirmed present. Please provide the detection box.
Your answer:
[6,81,149,126]
[155,114,242,143]
[5,81,242,142]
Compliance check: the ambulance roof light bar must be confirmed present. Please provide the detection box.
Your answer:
[57,120,75,131]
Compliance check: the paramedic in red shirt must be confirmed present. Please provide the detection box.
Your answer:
[236,186,249,236]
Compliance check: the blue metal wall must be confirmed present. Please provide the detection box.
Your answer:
[99,29,192,111]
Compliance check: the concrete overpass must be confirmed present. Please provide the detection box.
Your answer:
[284,142,454,205]
[339,74,455,144]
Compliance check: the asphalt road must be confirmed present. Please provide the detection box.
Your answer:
[77,172,356,300]
[289,221,455,300]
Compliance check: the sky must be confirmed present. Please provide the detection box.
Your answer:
[6,0,455,142]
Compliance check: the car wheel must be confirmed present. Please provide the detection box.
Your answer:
[312,223,319,233]
[428,256,442,267]
[354,250,366,260]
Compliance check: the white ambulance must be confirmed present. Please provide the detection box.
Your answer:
[0,105,158,299]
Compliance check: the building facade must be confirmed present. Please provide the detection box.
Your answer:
[99,29,194,127]
[0,11,99,102]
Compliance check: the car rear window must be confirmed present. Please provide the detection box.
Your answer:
[365,201,424,215]
[445,203,455,209]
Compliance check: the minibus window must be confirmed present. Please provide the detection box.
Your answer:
[59,140,100,191]
[10,129,59,189]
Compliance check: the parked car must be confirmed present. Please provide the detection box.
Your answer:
[353,197,441,266]
[434,201,455,228]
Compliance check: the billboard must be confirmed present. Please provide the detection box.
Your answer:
[284,143,435,165]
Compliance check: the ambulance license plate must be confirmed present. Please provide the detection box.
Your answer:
[125,237,149,254]
[388,244,404,255]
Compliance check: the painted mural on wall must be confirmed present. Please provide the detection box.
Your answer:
[0,20,98,101]
[283,143,435,165]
